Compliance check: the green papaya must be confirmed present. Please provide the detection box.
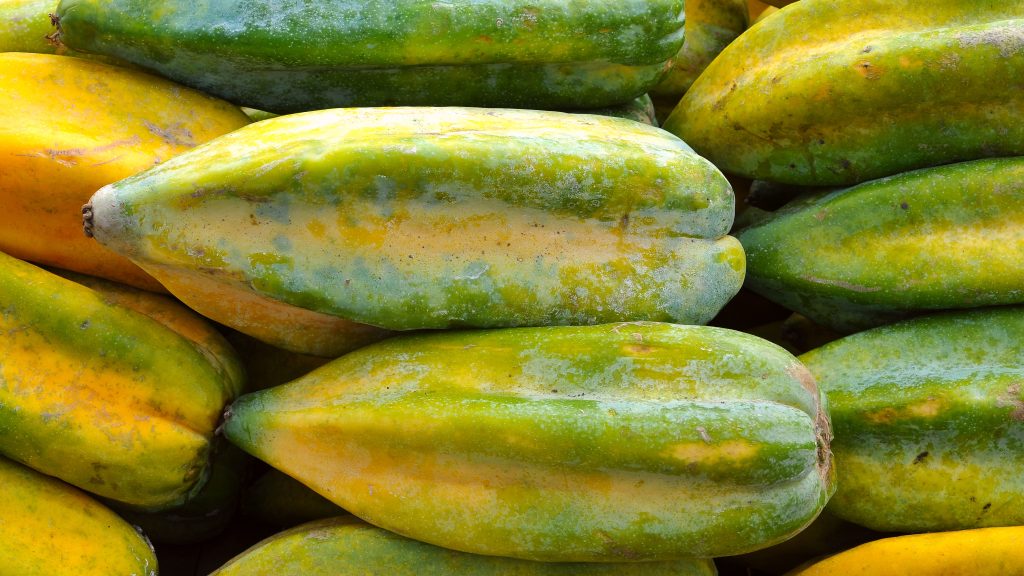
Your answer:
[0,455,157,576]
[86,107,744,356]
[800,306,1024,532]
[664,0,1024,185]
[0,251,244,509]
[211,517,718,576]
[53,0,684,112]
[222,322,833,561]
[736,157,1024,332]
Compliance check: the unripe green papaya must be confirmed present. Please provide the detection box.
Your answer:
[800,306,1024,532]
[223,322,833,561]
[54,0,684,112]
[664,0,1024,185]
[87,107,744,356]
[736,157,1024,332]
[211,517,718,576]
[0,251,244,510]
[0,455,157,576]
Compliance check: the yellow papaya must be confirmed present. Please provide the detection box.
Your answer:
[787,526,1024,575]
[0,251,244,510]
[0,455,158,576]
[0,52,250,291]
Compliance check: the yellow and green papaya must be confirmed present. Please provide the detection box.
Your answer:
[212,517,718,576]
[664,0,1024,185]
[54,0,684,112]
[800,307,1024,532]
[86,107,744,356]
[223,322,833,561]
[1,0,58,53]
[0,455,158,576]
[787,527,1024,576]
[736,157,1024,332]
[0,52,250,292]
[0,251,244,510]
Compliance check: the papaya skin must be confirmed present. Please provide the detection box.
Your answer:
[0,52,250,291]
[0,251,244,510]
[86,107,744,354]
[664,0,1024,185]
[211,517,718,576]
[800,307,1024,532]
[0,456,158,576]
[736,157,1024,332]
[787,526,1024,576]
[54,0,685,112]
[223,322,833,561]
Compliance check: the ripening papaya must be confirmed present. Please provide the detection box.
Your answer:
[86,107,744,356]
[736,157,1024,332]
[0,52,250,291]
[53,0,685,112]
[0,455,158,576]
[800,307,1024,532]
[210,517,719,576]
[664,0,1024,185]
[0,251,244,510]
[223,322,833,561]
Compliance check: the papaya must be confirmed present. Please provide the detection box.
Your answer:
[0,455,158,576]
[1,0,59,53]
[787,526,1024,576]
[53,0,684,112]
[222,322,833,561]
[86,107,744,356]
[736,157,1024,332]
[663,0,1024,185]
[650,0,749,122]
[0,251,244,510]
[211,517,718,576]
[800,307,1024,532]
[0,52,250,291]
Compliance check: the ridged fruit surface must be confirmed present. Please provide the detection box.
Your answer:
[800,307,1024,532]
[663,0,1024,185]
[736,157,1024,332]
[0,455,158,576]
[87,107,744,356]
[223,322,833,561]
[0,52,250,291]
[787,526,1024,576]
[0,251,244,510]
[211,517,719,576]
[54,0,684,112]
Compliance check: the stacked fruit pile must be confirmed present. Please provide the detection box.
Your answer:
[1,0,1022,574]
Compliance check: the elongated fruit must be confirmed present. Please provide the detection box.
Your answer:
[0,52,250,291]
[800,307,1024,532]
[212,517,718,576]
[0,455,157,576]
[0,251,244,509]
[664,0,1024,185]
[787,526,1024,576]
[223,322,834,561]
[86,107,744,356]
[54,0,684,112]
[736,157,1024,332]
